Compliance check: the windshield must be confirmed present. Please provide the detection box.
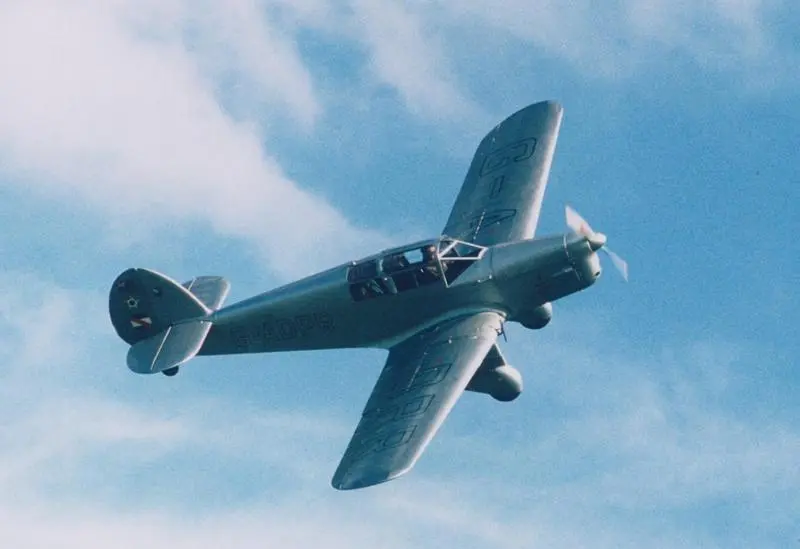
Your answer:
[437,237,485,284]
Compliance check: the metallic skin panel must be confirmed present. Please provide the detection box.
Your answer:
[331,311,504,490]
[442,101,563,246]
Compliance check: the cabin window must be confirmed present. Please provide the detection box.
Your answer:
[347,260,378,283]
[348,245,444,301]
[347,238,485,301]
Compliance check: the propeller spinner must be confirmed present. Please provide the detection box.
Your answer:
[565,205,629,281]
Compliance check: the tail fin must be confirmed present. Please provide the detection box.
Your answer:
[182,275,230,311]
[109,268,230,374]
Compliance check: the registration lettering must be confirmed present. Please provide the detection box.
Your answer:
[231,312,335,349]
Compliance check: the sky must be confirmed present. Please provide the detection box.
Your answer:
[0,1,798,547]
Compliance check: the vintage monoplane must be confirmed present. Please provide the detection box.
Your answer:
[109,100,627,490]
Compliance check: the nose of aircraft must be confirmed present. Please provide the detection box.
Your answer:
[587,232,607,251]
[565,205,628,281]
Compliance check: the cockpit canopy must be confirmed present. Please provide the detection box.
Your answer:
[347,237,486,302]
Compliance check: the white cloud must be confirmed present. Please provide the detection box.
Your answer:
[625,0,774,63]
[255,0,482,123]
[431,0,789,81]
[0,1,388,279]
[346,0,477,120]
[184,0,321,128]
[5,0,789,287]
[1,0,792,281]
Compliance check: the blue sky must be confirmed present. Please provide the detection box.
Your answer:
[0,1,798,547]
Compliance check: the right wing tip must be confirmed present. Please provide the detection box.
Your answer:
[528,98,563,115]
[541,98,562,108]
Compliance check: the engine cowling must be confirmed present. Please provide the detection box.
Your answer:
[466,364,523,402]
[518,302,552,330]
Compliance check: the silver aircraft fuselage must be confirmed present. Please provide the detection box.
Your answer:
[198,232,601,357]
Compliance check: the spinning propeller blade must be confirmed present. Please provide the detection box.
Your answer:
[565,205,628,281]
[565,205,593,237]
[604,248,629,282]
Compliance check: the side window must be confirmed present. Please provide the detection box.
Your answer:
[348,260,392,302]
[405,249,424,264]
[347,260,378,283]
[349,246,446,302]
[388,246,443,290]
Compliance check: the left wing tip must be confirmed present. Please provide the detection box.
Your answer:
[331,466,411,491]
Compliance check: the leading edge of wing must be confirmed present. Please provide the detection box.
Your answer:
[331,311,504,491]
[442,100,563,246]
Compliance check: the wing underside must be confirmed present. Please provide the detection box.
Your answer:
[443,100,563,247]
[332,311,504,490]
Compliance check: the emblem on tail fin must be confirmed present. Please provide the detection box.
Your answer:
[130,316,152,328]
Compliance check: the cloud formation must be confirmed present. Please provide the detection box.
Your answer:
[2,1,792,280]
[430,0,791,81]
[347,0,476,120]
[0,0,388,279]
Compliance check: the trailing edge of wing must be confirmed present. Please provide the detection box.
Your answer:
[331,311,504,490]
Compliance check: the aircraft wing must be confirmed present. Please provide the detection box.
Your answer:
[331,311,504,490]
[442,100,563,246]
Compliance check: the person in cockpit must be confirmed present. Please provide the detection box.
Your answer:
[418,244,445,284]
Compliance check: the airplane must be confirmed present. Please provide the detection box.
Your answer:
[108,100,628,490]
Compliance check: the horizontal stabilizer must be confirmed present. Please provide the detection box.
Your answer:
[127,320,212,374]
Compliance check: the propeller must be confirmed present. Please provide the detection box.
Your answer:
[565,205,629,281]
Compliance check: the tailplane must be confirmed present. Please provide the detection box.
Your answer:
[126,320,212,375]
[109,268,230,375]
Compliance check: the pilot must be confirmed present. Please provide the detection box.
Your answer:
[422,244,436,263]
[418,244,444,284]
